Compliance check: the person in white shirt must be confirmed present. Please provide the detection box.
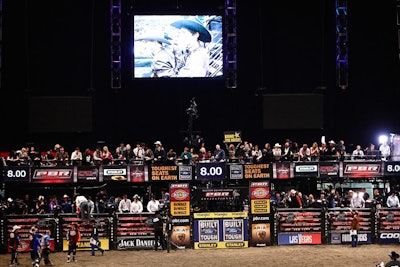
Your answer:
[387,191,400,208]
[70,147,83,166]
[147,195,160,213]
[118,194,131,213]
[379,142,391,160]
[351,145,365,160]
[130,194,143,213]
[350,192,365,208]
[74,194,90,219]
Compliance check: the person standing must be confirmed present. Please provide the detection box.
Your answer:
[9,225,21,266]
[66,223,80,263]
[130,194,143,214]
[42,229,52,265]
[118,194,131,213]
[385,251,400,267]
[350,210,361,247]
[152,210,165,251]
[147,195,160,213]
[29,226,42,267]
[90,219,104,256]
[387,191,400,208]
[164,213,173,253]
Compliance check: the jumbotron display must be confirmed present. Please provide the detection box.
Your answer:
[133,15,223,78]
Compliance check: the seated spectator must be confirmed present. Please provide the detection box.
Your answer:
[351,145,365,160]
[180,146,192,165]
[82,148,94,166]
[101,146,113,165]
[310,142,320,161]
[6,150,20,166]
[298,144,311,161]
[44,149,55,166]
[70,147,83,166]
[272,143,282,162]
[153,141,166,165]
[60,194,72,213]
[166,148,177,165]
[213,144,226,162]
[28,146,42,167]
[54,146,69,166]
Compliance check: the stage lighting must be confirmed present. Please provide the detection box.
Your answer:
[378,135,388,144]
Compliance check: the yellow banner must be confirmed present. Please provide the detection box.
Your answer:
[194,212,248,219]
[63,238,109,251]
[194,241,248,249]
[170,201,190,216]
[251,199,270,214]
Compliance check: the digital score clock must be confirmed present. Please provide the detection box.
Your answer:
[196,162,227,180]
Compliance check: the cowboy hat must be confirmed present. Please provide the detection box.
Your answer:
[171,19,212,43]
[389,251,400,259]
[154,141,162,146]
[12,225,21,232]
[274,143,281,147]
[133,194,140,199]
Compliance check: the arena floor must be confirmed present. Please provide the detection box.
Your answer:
[2,244,399,267]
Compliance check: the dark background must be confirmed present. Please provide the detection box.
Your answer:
[1,0,399,153]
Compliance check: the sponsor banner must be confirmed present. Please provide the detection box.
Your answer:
[378,232,400,243]
[251,199,270,214]
[250,222,271,246]
[244,164,271,179]
[170,183,189,189]
[171,225,191,247]
[223,131,242,143]
[250,186,270,200]
[76,165,98,182]
[319,161,340,178]
[342,162,382,178]
[194,241,248,249]
[63,238,110,251]
[3,165,30,182]
[196,162,227,180]
[194,218,248,249]
[278,233,321,245]
[250,215,270,222]
[178,165,193,180]
[100,166,128,181]
[384,161,400,176]
[279,211,322,232]
[32,167,73,183]
[170,187,190,202]
[170,201,190,216]
[337,233,371,244]
[273,162,292,179]
[129,165,147,182]
[194,212,248,219]
[171,217,191,225]
[223,219,244,242]
[9,239,55,253]
[229,164,243,179]
[293,162,319,177]
[150,165,178,181]
[116,236,155,250]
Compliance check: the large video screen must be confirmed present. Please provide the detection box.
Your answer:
[133,15,223,78]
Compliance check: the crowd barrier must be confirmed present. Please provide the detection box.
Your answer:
[2,205,400,253]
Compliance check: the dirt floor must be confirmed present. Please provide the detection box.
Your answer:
[2,244,399,267]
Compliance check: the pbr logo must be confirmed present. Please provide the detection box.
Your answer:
[344,165,380,173]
